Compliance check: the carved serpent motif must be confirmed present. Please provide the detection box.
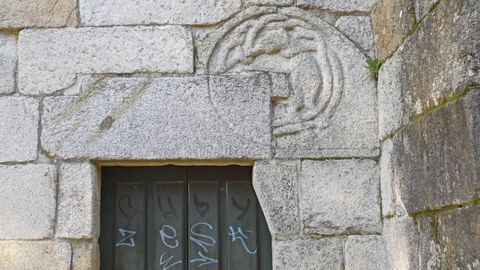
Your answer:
[208,9,344,137]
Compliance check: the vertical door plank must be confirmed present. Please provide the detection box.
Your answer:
[188,181,220,270]
[257,207,272,270]
[224,181,258,270]
[114,181,147,270]
[150,181,185,270]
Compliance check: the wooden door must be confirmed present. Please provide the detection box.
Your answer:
[100,166,272,270]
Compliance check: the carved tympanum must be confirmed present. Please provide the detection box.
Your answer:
[208,8,344,137]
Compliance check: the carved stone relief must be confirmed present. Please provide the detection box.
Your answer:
[208,9,343,137]
[206,7,378,157]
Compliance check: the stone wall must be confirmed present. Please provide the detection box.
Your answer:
[374,0,480,269]
[0,0,477,269]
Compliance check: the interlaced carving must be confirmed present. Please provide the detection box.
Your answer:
[208,9,344,137]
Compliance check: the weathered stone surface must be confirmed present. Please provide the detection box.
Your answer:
[253,160,300,235]
[72,241,99,270]
[345,236,390,270]
[80,0,240,26]
[380,139,407,218]
[245,0,293,6]
[0,34,16,94]
[431,205,480,269]
[378,54,407,139]
[380,139,395,217]
[0,165,56,239]
[296,0,376,12]
[383,217,419,270]
[42,74,271,159]
[335,16,375,57]
[0,97,38,162]
[270,72,290,99]
[384,206,480,270]
[203,7,378,158]
[0,0,76,28]
[371,0,415,61]
[56,163,99,239]
[18,26,193,95]
[300,160,381,234]
[392,90,480,214]
[273,239,343,269]
[0,241,71,270]
[414,0,438,21]
[379,0,480,137]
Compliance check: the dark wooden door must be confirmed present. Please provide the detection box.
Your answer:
[100,166,272,270]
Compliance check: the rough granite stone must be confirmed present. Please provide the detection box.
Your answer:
[42,74,271,160]
[273,239,344,269]
[345,236,390,270]
[18,26,193,95]
[371,0,415,61]
[335,16,376,57]
[0,97,38,162]
[0,34,16,94]
[392,90,480,214]
[0,0,76,28]
[380,139,407,218]
[253,160,300,235]
[379,0,480,136]
[432,205,480,269]
[378,54,408,139]
[79,0,240,26]
[56,163,99,239]
[380,139,395,217]
[0,241,71,270]
[384,206,480,270]
[300,160,381,234]
[414,0,439,21]
[296,0,376,12]
[0,165,56,239]
[203,7,378,158]
[245,0,293,6]
[72,241,99,270]
[383,217,419,270]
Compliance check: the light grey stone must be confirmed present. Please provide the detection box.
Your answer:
[56,162,99,239]
[42,74,271,160]
[204,7,378,158]
[253,160,300,235]
[378,54,407,139]
[0,97,38,162]
[270,72,290,99]
[383,217,419,270]
[384,208,480,270]
[0,34,16,94]
[0,0,76,28]
[380,139,395,217]
[245,0,293,6]
[380,139,407,217]
[72,241,99,270]
[414,0,438,21]
[79,0,240,26]
[273,238,343,269]
[301,160,381,234]
[0,241,71,270]
[335,16,375,57]
[0,165,56,239]
[18,26,193,95]
[345,236,390,270]
[296,0,377,12]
